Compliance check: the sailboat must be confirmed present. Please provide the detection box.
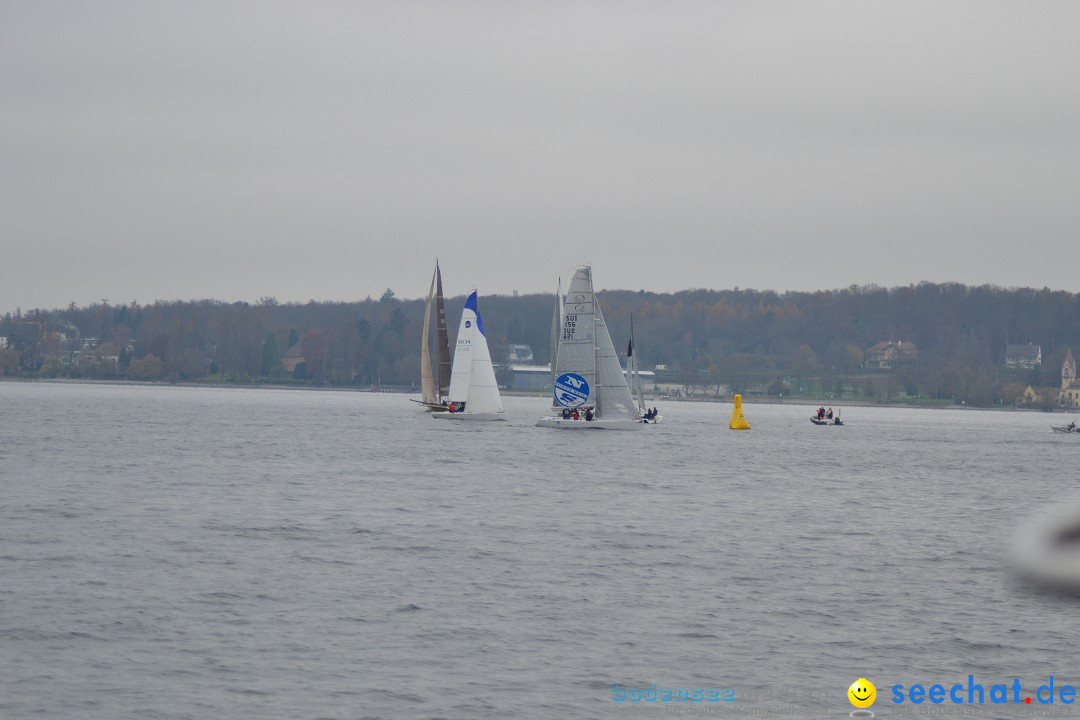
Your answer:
[536,266,643,430]
[412,261,452,412]
[432,290,506,421]
[627,314,662,424]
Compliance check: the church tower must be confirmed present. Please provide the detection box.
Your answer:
[1061,349,1079,408]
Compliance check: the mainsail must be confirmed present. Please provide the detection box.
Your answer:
[435,262,451,398]
[420,267,438,404]
[419,260,453,406]
[553,268,597,408]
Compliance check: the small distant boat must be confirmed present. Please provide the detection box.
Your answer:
[412,261,453,412]
[1051,424,1079,434]
[811,415,843,426]
[432,290,506,422]
[627,313,662,424]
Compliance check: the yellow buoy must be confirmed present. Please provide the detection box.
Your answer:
[729,393,750,430]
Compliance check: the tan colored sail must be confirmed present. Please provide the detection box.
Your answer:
[420,266,438,404]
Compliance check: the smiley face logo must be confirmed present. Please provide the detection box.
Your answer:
[848,678,876,708]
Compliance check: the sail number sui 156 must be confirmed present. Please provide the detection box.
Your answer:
[562,314,578,341]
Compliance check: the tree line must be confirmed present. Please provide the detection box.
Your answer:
[1,282,1077,406]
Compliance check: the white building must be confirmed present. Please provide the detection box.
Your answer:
[509,344,534,363]
[1005,343,1042,370]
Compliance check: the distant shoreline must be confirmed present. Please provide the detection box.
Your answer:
[1,377,1068,413]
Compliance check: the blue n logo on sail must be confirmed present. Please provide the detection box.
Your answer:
[554,372,590,407]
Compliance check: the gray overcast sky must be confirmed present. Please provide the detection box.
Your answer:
[3,1,1079,312]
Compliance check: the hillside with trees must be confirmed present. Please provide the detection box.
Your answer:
[2,282,1078,407]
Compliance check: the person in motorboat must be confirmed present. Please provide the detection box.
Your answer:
[817,406,825,419]
[448,402,456,413]
[585,407,594,421]
[562,408,571,419]
[826,407,833,419]
[1069,421,1077,432]
[833,415,842,425]
[572,408,580,420]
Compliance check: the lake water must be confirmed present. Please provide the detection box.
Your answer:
[2,381,1079,720]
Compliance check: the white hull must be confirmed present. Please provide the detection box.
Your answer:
[535,416,642,430]
[432,412,507,422]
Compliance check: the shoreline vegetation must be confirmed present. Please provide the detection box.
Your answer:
[2,282,1078,410]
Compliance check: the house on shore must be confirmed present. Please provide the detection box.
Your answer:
[1006,343,1042,370]
[864,341,917,370]
[282,343,304,373]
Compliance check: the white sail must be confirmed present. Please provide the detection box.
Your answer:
[420,267,438,404]
[594,299,637,421]
[447,300,474,405]
[464,291,503,414]
[552,267,596,408]
[446,290,504,416]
